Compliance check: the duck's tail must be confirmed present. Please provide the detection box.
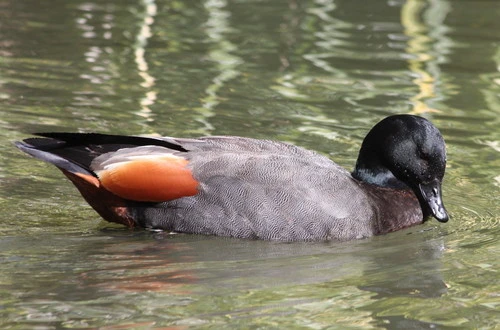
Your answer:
[14,134,151,227]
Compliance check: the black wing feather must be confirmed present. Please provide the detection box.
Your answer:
[16,133,187,172]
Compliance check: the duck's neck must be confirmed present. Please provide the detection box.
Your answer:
[352,150,408,189]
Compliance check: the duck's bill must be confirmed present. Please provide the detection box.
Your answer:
[418,180,449,223]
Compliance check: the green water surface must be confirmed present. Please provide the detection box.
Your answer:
[0,0,498,329]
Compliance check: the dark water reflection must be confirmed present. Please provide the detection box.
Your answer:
[1,228,452,328]
[0,0,498,328]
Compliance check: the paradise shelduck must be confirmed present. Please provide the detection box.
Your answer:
[15,114,448,241]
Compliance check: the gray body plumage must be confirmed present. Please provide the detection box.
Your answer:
[124,137,422,240]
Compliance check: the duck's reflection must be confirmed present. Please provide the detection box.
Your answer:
[78,227,448,302]
[5,226,448,327]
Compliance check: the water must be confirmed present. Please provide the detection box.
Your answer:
[0,0,498,328]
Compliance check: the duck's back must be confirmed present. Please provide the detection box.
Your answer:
[129,137,390,240]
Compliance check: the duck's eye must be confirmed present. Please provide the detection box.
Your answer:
[418,149,429,160]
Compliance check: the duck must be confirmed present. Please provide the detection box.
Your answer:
[15,114,448,241]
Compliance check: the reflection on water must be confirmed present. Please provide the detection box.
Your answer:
[402,0,451,115]
[0,229,452,328]
[0,0,499,328]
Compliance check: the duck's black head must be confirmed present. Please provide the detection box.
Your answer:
[352,114,448,223]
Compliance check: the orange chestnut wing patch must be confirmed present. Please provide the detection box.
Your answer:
[94,152,198,202]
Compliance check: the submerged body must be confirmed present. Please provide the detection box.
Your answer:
[15,115,448,241]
